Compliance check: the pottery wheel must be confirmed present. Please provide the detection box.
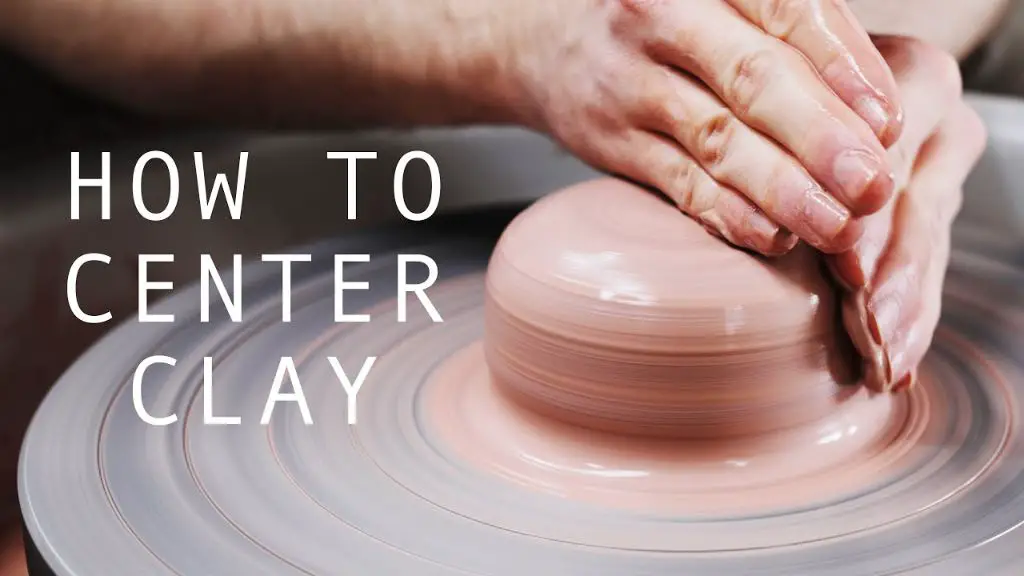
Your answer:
[18,203,1024,575]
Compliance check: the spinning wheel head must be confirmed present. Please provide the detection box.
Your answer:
[15,193,1024,575]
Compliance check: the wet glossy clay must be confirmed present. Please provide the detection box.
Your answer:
[484,178,863,438]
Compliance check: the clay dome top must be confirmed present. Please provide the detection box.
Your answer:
[487,178,835,353]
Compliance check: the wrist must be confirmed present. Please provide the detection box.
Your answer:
[292,0,538,128]
[391,0,550,129]
[0,0,546,129]
[410,1,532,127]
[476,0,584,133]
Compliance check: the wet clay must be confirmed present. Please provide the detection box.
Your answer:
[484,178,868,439]
[420,176,921,516]
[425,340,944,516]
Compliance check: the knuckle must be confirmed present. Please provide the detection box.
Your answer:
[726,48,777,116]
[658,99,689,128]
[664,159,701,212]
[690,168,724,213]
[909,39,962,96]
[760,0,810,39]
[637,78,685,127]
[568,132,620,172]
[692,111,739,169]
[608,0,653,40]
[582,98,626,133]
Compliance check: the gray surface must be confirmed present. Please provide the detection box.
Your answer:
[959,95,1024,238]
[17,94,1024,574]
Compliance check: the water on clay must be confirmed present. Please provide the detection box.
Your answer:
[18,179,1024,574]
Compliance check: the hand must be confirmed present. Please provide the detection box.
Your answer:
[510,0,903,255]
[827,37,987,392]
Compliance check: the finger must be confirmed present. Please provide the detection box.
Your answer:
[827,206,892,290]
[636,67,863,253]
[858,102,986,390]
[878,217,948,393]
[725,0,903,145]
[892,366,917,389]
[599,129,798,255]
[841,290,892,390]
[840,186,939,392]
[885,233,946,390]
[892,368,916,393]
[634,0,894,216]
[827,37,963,289]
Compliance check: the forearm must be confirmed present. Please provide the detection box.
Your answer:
[0,0,524,128]
[850,0,1010,60]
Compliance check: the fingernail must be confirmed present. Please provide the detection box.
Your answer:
[766,229,799,255]
[832,149,891,214]
[853,96,892,142]
[804,187,852,248]
[742,211,798,256]
[743,207,779,240]
[697,211,729,242]
[885,104,906,147]
[892,369,916,393]
[867,294,900,347]
[864,347,894,392]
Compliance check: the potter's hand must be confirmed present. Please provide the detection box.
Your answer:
[827,37,987,392]
[516,0,903,255]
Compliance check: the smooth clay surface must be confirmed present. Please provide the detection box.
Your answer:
[484,177,869,439]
